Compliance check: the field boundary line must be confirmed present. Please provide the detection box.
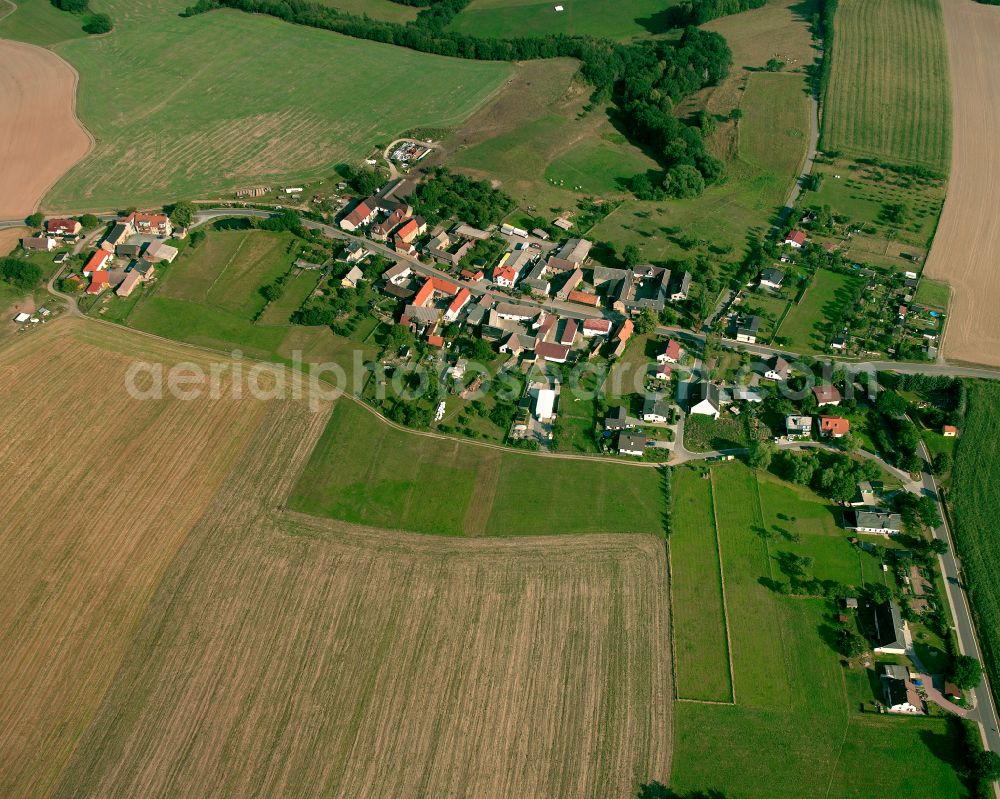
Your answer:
[205,233,250,301]
[707,469,737,705]
[675,697,736,706]
[666,532,681,702]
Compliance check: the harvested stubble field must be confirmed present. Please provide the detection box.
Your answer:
[924,0,1000,366]
[52,376,672,799]
[0,38,91,218]
[0,320,277,798]
[39,0,512,210]
[822,0,951,170]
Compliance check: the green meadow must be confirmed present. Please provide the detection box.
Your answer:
[288,399,666,537]
[448,0,683,41]
[29,0,511,210]
[669,463,966,798]
[776,268,862,353]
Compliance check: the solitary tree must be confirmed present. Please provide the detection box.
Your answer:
[25,212,44,228]
[635,307,658,335]
[837,628,867,658]
[621,243,641,269]
[78,213,99,229]
[928,538,949,555]
[971,750,1000,783]
[869,583,893,605]
[168,200,197,229]
[950,655,983,690]
[747,440,775,471]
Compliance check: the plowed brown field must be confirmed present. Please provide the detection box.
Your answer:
[0,40,91,218]
[925,0,1000,365]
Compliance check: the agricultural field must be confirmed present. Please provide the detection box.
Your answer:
[924,0,1000,367]
[591,0,817,260]
[448,0,683,41]
[0,320,279,798]
[288,399,666,537]
[822,0,951,170]
[669,463,966,798]
[34,0,511,210]
[775,268,863,352]
[669,467,733,702]
[949,381,1000,695]
[0,37,91,218]
[0,0,90,47]
[49,361,671,799]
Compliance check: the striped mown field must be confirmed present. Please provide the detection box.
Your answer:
[822,0,951,170]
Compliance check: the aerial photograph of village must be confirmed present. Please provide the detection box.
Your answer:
[1,0,1000,796]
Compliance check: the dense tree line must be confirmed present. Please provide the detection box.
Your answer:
[662,0,766,27]
[0,258,43,292]
[813,0,837,103]
[182,0,739,195]
[411,168,515,228]
[50,0,112,32]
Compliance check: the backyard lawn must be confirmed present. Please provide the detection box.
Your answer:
[775,269,863,353]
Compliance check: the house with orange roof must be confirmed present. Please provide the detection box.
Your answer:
[83,250,111,276]
[493,264,518,288]
[820,416,851,438]
[566,289,601,307]
[611,319,634,358]
[87,270,110,294]
[444,288,471,322]
[46,218,81,237]
[124,212,172,238]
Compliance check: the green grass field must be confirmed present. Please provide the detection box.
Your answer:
[448,0,682,41]
[100,228,377,370]
[0,0,90,47]
[288,399,666,537]
[317,0,418,23]
[670,467,733,702]
[775,268,862,352]
[669,463,967,798]
[544,138,656,196]
[591,70,812,261]
[950,381,1000,697]
[259,270,322,325]
[913,278,951,310]
[822,0,951,170]
[35,0,511,210]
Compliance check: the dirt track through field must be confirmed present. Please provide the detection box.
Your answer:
[925,0,1000,365]
[0,39,92,218]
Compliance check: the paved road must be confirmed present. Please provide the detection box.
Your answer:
[917,439,1000,756]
